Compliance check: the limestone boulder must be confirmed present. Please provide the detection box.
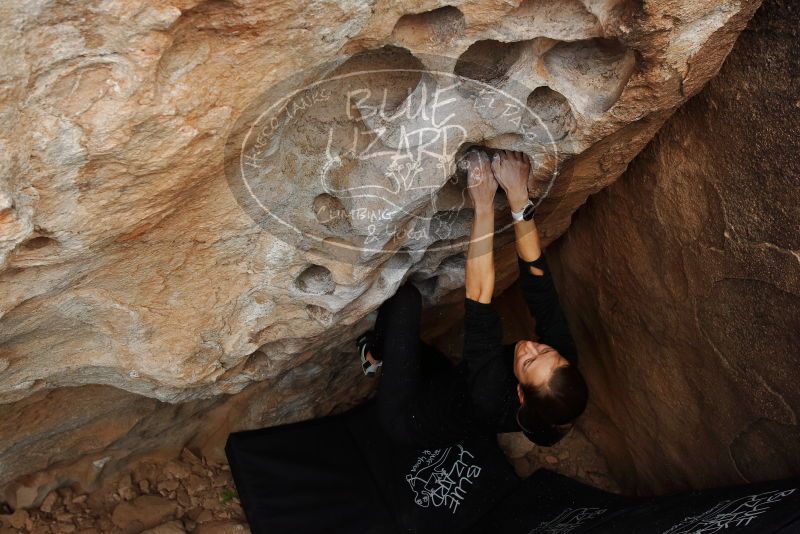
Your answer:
[0,0,761,494]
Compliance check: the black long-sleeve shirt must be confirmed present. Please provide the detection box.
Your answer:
[398,253,578,448]
[460,253,578,445]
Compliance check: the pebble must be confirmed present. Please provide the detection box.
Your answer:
[163,461,191,480]
[158,479,181,493]
[196,509,214,524]
[181,448,202,465]
[40,492,58,513]
[111,495,177,531]
[8,510,29,529]
[15,486,38,509]
[55,512,73,522]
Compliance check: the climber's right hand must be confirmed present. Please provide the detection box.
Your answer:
[491,150,531,213]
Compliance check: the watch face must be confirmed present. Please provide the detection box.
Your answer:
[523,203,536,221]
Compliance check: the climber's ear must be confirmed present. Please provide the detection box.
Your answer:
[517,383,524,404]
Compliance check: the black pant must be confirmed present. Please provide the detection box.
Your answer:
[372,283,454,446]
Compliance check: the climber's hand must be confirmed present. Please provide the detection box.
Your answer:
[491,150,531,212]
[465,150,497,212]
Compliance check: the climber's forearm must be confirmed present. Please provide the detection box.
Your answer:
[512,218,542,264]
[465,206,495,304]
[508,192,542,265]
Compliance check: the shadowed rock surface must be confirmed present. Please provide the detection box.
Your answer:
[548,0,800,495]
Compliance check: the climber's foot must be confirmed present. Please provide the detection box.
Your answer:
[357,332,382,377]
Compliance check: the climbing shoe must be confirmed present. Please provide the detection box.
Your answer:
[357,332,382,377]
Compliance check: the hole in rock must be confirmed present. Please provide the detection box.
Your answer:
[20,235,58,251]
[295,265,336,295]
[392,6,466,47]
[0,206,13,224]
[454,39,528,85]
[330,45,425,118]
[242,349,270,374]
[313,193,352,235]
[525,86,576,142]
[542,38,636,115]
[314,45,430,199]
[503,0,602,40]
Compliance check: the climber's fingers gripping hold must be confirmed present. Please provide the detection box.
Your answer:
[465,150,498,211]
[491,150,531,209]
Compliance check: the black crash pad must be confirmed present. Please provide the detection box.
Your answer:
[471,469,800,533]
[226,403,800,534]
[226,402,519,534]
[224,407,395,533]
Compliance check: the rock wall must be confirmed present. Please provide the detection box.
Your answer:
[549,0,799,495]
[0,0,761,501]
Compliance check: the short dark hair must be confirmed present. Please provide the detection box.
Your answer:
[519,363,588,427]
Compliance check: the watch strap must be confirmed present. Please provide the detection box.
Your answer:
[511,199,535,221]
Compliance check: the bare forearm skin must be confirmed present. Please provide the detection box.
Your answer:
[466,206,496,303]
[508,193,544,274]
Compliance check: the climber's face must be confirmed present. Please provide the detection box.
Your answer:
[513,340,568,389]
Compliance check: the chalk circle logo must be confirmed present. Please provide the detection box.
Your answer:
[224,48,561,265]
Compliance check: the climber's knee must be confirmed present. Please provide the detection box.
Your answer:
[393,281,421,307]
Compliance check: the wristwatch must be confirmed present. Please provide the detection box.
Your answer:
[511,199,536,222]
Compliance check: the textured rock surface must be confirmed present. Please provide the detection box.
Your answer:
[549,0,799,495]
[0,0,760,497]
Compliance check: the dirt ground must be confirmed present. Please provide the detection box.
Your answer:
[0,449,249,534]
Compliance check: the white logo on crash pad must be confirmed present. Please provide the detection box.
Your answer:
[664,488,797,534]
[528,507,608,534]
[406,445,482,514]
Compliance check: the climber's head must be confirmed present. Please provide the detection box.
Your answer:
[513,340,588,429]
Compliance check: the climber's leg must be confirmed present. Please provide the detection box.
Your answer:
[371,283,426,443]
[356,284,397,375]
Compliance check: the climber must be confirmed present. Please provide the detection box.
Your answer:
[357,149,587,447]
